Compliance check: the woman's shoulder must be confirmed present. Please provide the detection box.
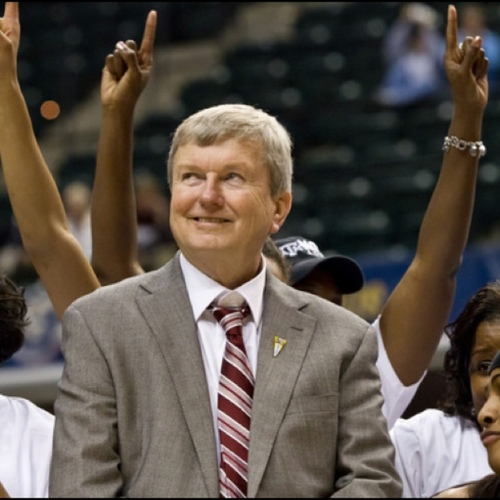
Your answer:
[392,408,452,430]
[433,483,472,498]
[0,394,54,427]
[391,408,477,443]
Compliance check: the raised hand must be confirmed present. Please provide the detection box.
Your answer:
[101,9,157,107]
[92,9,158,284]
[0,2,20,77]
[0,2,101,319]
[377,4,489,406]
[444,4,488,109]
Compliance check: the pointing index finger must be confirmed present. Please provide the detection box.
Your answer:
[446,4,458,52]
[3,2,19,24]
[139,10,157,65]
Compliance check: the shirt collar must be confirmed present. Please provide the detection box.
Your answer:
[179,252,266,324]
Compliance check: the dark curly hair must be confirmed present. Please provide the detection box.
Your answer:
[0,274,29,365]
[438,281,500,426]
[470,473,500,498]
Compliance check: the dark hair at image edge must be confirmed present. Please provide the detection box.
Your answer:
[0,275,29,365]
[470,474,500,498]
[438,280,500,426]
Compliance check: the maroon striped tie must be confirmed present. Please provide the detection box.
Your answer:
[211,296,253,498]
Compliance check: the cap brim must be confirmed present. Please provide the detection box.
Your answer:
[290,255,364,294]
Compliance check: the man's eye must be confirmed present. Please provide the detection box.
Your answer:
[226,172,243,181]
[181,173,199,181]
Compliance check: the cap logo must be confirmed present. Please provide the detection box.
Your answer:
[278,239,324,258]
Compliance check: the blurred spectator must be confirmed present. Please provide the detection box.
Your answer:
[134,171,177,271]
[5,279,63,368]
[458,3,500,97]
[375,2,448,108]
[62,181,92,260]
[0,217,37,286]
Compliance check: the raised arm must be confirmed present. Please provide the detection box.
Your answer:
[0,2,99,320]
[91,10,157,284]
[380,4,488,385]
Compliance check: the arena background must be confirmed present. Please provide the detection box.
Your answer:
[1,1,500,416]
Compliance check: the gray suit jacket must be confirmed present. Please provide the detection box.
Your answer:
[49,253,402,498]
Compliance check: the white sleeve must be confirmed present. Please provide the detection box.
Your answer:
[373,316,425,429]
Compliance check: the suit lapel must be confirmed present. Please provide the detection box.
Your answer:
[135,255,219,497]
[247,278,316,497]
[133,260,314,497]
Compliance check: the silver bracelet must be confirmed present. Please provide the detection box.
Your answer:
[443,135,486,158]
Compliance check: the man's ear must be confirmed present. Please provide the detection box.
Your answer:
[270,191,292,234]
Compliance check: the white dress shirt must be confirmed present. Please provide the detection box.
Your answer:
[179,253,266,458]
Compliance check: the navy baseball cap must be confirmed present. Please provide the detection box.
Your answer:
[275,236,364,294]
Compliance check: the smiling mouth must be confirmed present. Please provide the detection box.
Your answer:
[194,217,229,223]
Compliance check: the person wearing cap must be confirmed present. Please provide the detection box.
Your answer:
[274,4,488,432]
[275,234,420,429]
[275,236,364,305]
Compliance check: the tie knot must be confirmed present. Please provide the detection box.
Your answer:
[212,306,249,328]
[215,290,246,308]
[210,291,250,340]
[211,304,250,333]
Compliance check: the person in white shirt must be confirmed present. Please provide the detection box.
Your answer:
[0,395,54,498]
[0,2,151,497]
[391,281,500,497]
[389,23,489,484]
[0,275,54,498]
[273,4,489,431]
[433,350,500,498]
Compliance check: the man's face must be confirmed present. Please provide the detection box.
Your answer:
[169,138,291,271]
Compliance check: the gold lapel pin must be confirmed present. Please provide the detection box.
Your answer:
[273,336,287,358]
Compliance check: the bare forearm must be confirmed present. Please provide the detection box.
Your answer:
[91,12,157,284]
[91,105,143,284]
[416,104,483,269]
[381,102,484,385]
[0,81,69,257]
[0,82,100,318]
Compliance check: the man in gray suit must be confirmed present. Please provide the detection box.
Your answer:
[49,103,402,497]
